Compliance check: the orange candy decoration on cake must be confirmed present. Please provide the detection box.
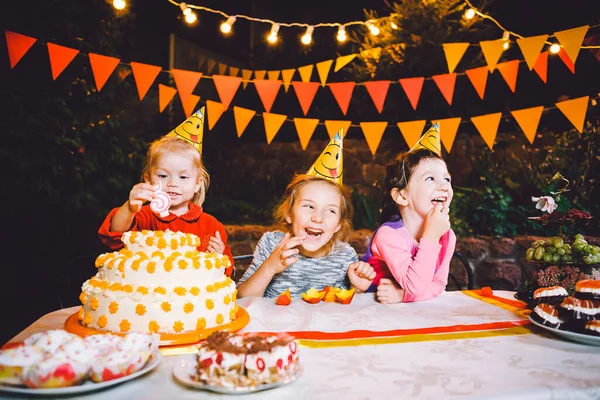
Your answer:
[275,288,292,306]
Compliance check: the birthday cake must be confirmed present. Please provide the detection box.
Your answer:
[78,230,238,335]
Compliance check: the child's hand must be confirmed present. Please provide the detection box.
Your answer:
[128,183,157,213]
[264,232,304,275]
[422,202,451,243]
[207,231,225,254]
[347,261,376,292]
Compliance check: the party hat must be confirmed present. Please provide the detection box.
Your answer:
[165,107,205,153]
[306,129,343,184]
[409,122,442,156]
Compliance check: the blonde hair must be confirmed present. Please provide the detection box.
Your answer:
[141,136,210,205]
[274,174,353,253]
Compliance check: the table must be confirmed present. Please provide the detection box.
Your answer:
[3,290,600,399]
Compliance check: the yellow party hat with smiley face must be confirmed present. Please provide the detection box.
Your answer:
[410,121,442,156]
[306,129,343,184]
[165,107,205,153]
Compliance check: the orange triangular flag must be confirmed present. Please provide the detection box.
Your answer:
[171,69,202,100]
[436,117,461,153]
[268,70,281,80]
[241,69,253,89]
[292,82,320,116]
[5,31,36,69]
[328,82,355,116]
[496,60,520,93]
[554,25,588,64]
[557,48,575,73]
[533,51,548,83]
[298,65,314,83]
[471,112,502,150]
[442,42,470,73]
[397,120,427,149]
[206,100,225,130]
[206,59,216,74]
[233,106,256,137]
[516,34,548,70]
[511,106,544,144]
[158,84,177,113]
[130,61,162,100]
[253,79,282,113]
[479,39,505,71]
[293,118,320,150]
[89,53,120,91]
[465,66,488,99]
[432,73,457,105]
[334,54,357,72]
[316,60,333,86]
[399,77,424,110]
[47,43,79,80]
[324,120,351,140]
[364,80,391,113]
[556,96,589,134]
[360,122,388,155]
[281,69,295,92]
[181,94,200,118]
[254,70,266,80]
[217,63,228,75]
[229,67,239,77]
[212,75,242,110]
[263,112,287,144]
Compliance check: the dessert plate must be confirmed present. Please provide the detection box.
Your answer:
[172,354,302,394]
[529,316,600,346]
[0,353,161,396]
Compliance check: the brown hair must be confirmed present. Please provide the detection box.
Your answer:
[274,174,353,253]
[141,136,210,205]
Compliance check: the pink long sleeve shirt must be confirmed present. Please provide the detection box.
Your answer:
[370,225,456,302]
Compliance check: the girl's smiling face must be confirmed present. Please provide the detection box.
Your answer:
[400,158,453,218]
[149,153,201,215]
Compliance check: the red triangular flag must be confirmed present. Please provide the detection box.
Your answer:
[292,81,320,116]
[557,48,575,74]
[253,79,282,113]
[496,60,520,93]
[212,75,242,110]
[432,73,457,105]
[465,66,488,99]
[88,53,120,91]
[171,69,202,100]
[398,77,424,110]
[364,80,390,113]
[47,43,79,80]
[158,84,177,113]
[5,31,37,68]
[130,61,162,100]
[328,82,355,116]
[533,51,548,83]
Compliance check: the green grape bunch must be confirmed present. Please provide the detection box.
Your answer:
[525,234,600,265]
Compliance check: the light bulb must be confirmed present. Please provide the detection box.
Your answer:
[366,20,379,36]
[464,8,476,19]
[220,16,236,34]
[267,23,279,44]
[549,43,561,54]
[301,26,314,45]
[113,0,126,10]
[180,3,191,15]
[390,22,398,30]
[185,11,197,24]
[337,26,347,42]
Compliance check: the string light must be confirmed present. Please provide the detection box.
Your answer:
[220,16,236,34]
[390,21,398,30]
[502,31,510,50]
[464,8,476,20]
[337,26,347,42]
[301,26,314,45]
[267,23,280,44]
[366,20,380,36]
[549,43,561,54]
[113,0,126,10]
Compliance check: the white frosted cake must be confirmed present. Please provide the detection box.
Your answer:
[78,230,238,335]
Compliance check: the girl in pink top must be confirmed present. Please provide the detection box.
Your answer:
[362,149,456,303]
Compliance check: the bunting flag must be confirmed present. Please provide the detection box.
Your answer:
[241,69,252,88]
[268,70,281,80]
[436,117,461,153]
[360,122,388,156]
[158,84,177,113]
[555,96,589,133]
[334,54,357,72]
[253,79,282,113]
[510,106,544,144]
[516,34,548,70]
[410,122,442,156]
[5,31,36,69]
[212,75,242,110]
[206,100,225,130]
[397,120,427,149]
[557,48,575,73]
[325,120,351,140]
[442,42,469,73]
[181,94,200,118]
[263,112,287,144]
[496,60,520,93]
[298,65,314,83]
[399,77,424,110]
[533,51,548,83]
[206,59,216,74]
[479,39,505,71]
[465,66,488,99]
[292,82,320,116]
[554,25,588,63]
[471,112,502,150]
[47,43,79,80]
[171,69,202,100]
[233,106,256,137]
[364,80,391,113]
[254,70,267,80]
[130,61,162,100]
[432,73,457,105]
[166,107,204,153]
[217,62,227,75]
[88,53,120,91]
[328,82,355,116]
[307,131,344,183]
[293,118,320,150]
[316,60,333,86]
[229,66,239,77]
[281,69,295,92]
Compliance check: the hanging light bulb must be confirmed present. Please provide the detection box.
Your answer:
[220,16,236,34]
[366,20,380,36]
[184,10,197,24]
[267,23,280,44]
[301,26,314,45]
[113,0,126,10]
[337,26,347,42]
[180,2,191,15]
[390,21,398,30]
[464,8,476,19]
[549,43,561,54]
[502,31,510,50]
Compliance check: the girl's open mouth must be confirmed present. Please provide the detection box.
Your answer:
[304,228,323,239]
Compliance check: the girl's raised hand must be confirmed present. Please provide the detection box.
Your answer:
[264,232,304,275]
[347,261,376,292]
[422,202,451,243]
[128,183,157,213]
[207,231,225,254]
